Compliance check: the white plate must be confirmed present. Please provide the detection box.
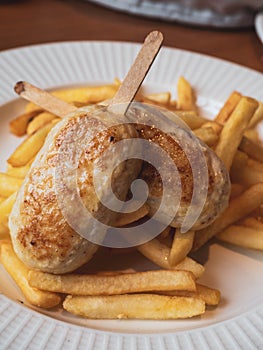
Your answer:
[0,41,263,349]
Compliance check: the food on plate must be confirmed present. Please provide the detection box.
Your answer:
[63,294,205,320]
[0,69,262,320]
[28,269,196,295]
[0,240,61,308]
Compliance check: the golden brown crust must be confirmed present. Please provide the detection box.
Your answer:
[9,109,141,273]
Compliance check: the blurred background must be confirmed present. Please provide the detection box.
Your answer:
[0,0,262,71]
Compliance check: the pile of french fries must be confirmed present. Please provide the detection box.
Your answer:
[0,77,262,320]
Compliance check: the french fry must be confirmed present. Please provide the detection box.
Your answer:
[177,76,197,111]
[0,196,5,204]
[239,136,263,163]
[248,101,263,128]
[215,96,259,170]
[0,225,9,239]
[6,164,30,179]
[0,192,17,228]
[193,127,219,147]
[173,111,207,129]
[231,165,263,188]
[201,120,222,135]
[0,174,22,197]
[168,230,195,267]
[25,84,119,113]
[27,112,57,135]
[193,183,263,250]
[63,293,205,319]
[114,203,149,227]
[240,217,263,230]
[7,119,59,167]
[28,269,196,295]
[0,241,61,308]
[159,283,221,306]
[247,158,263,172]
[215,91,242,124]
[137,238,205,278]
[142,92,171,106]
[217,225,263,250]
[9,109,42,136]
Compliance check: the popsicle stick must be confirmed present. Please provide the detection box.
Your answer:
[14,81,77,118]
[109,31,163,111]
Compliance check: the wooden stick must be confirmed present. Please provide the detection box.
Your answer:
[108,31,163,110]
[14,81,77,118]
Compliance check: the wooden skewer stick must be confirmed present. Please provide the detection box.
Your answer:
[14,81,77,118]
[109,31,163,109]
[14,31,163,117]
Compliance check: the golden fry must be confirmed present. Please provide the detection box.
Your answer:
[239,136,263,163]
[215,96,258,170]
[0,192,17,227]
[7,119,58,167]
[168,230,195,267]
[0,241,61,308]
[230,183,245,199]
[240,217,263,230]
[9,109,42,136]
[114,203,149,227]
[27,112,57,135]
[142,92,171,106]
[193,127,219,147]
[177,76,197,111]
[248,101,263,128]
[217,225,263,250]
[172,111,208,129]
[0,173,22,198]
[63,294,205,319]
[6,164,30,179]
[215,91,242,124]
[159,283,221,306]
[137,238,205,278]
[193,183,263,250]
[28,269,196,295]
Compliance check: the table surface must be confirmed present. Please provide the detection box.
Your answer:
[0,0,262,73]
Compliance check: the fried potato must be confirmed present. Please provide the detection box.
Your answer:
[215,96,259,170]
[174,111,208,129]
[240,217,263,230]
[217,225,263,250]
[7,119,59,167]
[27,112,57,135]
[159,283,221,306]
[114,203,149,227]
[193,126,219,147]
[215,91,242,124]
[9,109,42,136]
[231,162,263,188]
[6,164,30,179]
[177,76,197,111]
[0,173,23,197]
[168,230,195,267]
[0,225,9,239]
[230,183,245,199]
[239,136,263,163]
[63,294,205,319]
[193,183,263,250]
[0,241,61,308]
[0,192,17,228]
[248,101,263,128]
[137,238,205,278]
[28,269,196,295]
[142,92,171,106]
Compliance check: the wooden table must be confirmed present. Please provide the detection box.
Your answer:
[0,0,262,72]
